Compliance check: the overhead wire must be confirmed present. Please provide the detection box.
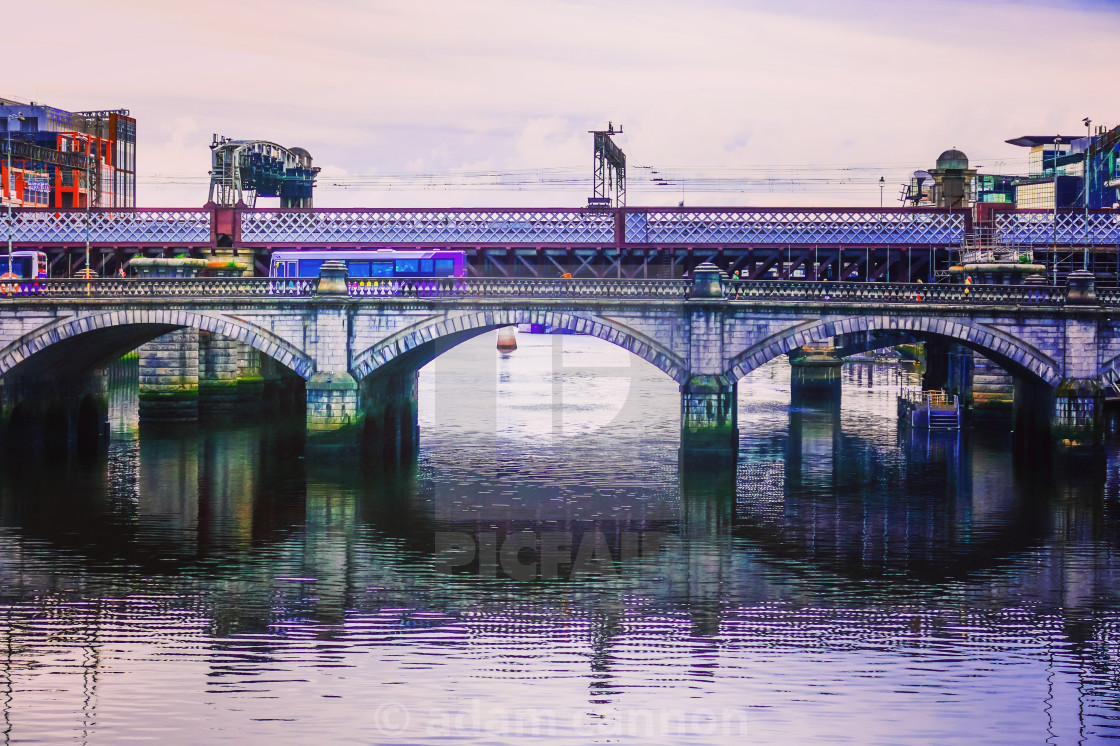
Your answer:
[134,154,1029,194]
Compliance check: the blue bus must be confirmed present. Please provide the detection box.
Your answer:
[270,249,467,279]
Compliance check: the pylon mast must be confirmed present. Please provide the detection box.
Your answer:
[589,122,626,207]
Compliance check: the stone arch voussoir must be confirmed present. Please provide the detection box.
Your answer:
[352,310,687,383]
[0,308,315,380]
[725,314,1061,386]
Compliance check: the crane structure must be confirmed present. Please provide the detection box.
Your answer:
[207,136,319,208]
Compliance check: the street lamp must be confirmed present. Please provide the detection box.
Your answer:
[1083,117,1091,271]
[1053,136,1062,285]
[879,176,885,208]
[5,112,24,274]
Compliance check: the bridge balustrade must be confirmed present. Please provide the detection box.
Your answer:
[0,276,1085,305]
[726,280,1065,305]
[0,277,315,297]
[348,277,692,299]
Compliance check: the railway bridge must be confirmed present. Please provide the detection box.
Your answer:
[9,204,1120,281]
[0,265,1118,464]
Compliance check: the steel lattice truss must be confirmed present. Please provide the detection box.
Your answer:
[239,209,617,244]
[9,210,211,245]
[9,207,1120,250]
[995,212,1120,246]
[625,210,965,245]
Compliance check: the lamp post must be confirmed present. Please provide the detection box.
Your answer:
[5,112,24,273]
[85,135,92,278]
[879,176,885,208]
[1053,136,1061,285]
[1083,117,1091,271]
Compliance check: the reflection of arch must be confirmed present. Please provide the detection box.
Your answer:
[351,310,687,382]
[1096,354,1120,387]
[725,315,1060,386]
[0,309,314,379]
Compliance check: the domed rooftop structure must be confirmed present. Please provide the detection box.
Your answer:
[936,149,969,170]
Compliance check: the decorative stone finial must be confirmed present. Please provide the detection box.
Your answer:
[690,261,724,299]
[315,260,350,296]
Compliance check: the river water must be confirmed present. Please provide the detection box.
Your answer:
[1,333,1119,744]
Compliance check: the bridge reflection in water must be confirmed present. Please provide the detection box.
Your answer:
[0,338,1119,742]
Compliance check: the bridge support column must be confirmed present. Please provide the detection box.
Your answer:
[306,372,364,454]
[139,329,199,422]
[360,372,419,462]
[304,260,363,453]
[1051,380,1104,448]
[1050,282,1103,448]
[789,348,843,406]
[199,331,240,417]
[237,343,265,408]
[681,262,737,467]
[680,375,738,466]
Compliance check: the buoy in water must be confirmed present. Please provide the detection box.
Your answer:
[497,326,517,352]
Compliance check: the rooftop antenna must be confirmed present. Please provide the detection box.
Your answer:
[588,121,626,207]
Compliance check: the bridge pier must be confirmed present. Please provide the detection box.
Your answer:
[199,331,240,417]
[360,371,419,462]
[1051,379,1105,448]
[680,375,738,466]
[138,329,199,422]
[681,263,738,467]
[306,372,364,454]
[789,347,843,406]
[237,343,266,409]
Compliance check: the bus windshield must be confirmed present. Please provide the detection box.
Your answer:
[0,257,32,277]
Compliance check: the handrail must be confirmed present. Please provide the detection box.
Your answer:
[726,279,1065,305]
[0,276,1101,306]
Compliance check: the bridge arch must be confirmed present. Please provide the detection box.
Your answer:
[0,308,315,380]
[724,315,1062,386]
[351,309,688,383]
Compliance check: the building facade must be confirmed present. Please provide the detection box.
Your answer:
[0,97,135,209]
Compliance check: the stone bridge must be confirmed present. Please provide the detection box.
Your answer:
[0,265,1117,463]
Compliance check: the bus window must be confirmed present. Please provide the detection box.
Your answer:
[0,257,32,277]
[273,262,286,278]
[420,259,434,275]
[347,261,372,278]
[370,261,393,277]
[395,259,419,275]
[434,259,454,275]
[298,259,324,277]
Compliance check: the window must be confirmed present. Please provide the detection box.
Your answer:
[434,258,455,275]
[420,259,434,274]
[395,259,419,274]
[347,261,371,277]
[298,259,323,277]
[370,261,394,277]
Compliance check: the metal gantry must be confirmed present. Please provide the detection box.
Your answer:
[589,123,626,207]
[208,137,319,208]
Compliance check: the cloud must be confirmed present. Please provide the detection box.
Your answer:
[9,0,1118,207]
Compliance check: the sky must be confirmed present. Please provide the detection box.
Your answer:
[6,0,1118,208]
